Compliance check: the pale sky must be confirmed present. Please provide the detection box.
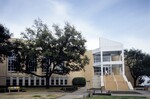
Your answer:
[0,0,150,53]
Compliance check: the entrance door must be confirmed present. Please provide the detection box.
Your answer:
[103,65,112,75]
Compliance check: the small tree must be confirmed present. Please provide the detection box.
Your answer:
[124,49,150,87]
[12,19,89,88]
[0,24,12,62]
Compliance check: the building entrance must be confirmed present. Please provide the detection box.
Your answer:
[94,65,112,76]
[103,65,112,75]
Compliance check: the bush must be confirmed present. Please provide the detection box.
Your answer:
[72,77,86,87]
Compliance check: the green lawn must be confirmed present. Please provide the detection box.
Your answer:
[22,87,62,92]
[81,96,147,99]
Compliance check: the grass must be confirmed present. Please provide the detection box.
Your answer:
[32,94,56,99]
[32,95,41,97]
[23,87,62,92]
[80,96,147,99]
[47,94,55,98]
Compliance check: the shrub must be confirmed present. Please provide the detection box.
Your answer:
[72,77,86,87]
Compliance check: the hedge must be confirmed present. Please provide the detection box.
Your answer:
[72,77,86,87]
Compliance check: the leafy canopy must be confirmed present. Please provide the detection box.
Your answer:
[13,19,89,77]
[124,49,150,86]
[0,24,12,62]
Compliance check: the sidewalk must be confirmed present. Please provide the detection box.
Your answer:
[111,90,150,98]
[57,88,150,99]
[57,87,87,99]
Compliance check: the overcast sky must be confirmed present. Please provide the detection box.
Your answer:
[0,0,150,53]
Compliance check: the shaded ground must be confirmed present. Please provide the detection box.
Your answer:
[0,87,150,99]
[111,90,141,94]
[23,87,63,92]
[0,92,64,99]
[79,96,147,99]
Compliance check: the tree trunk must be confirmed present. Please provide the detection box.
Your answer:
[133,78,137,88]
[46,76,49,89]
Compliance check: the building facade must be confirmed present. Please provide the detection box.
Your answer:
[0,38,133,90]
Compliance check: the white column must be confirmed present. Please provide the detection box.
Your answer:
[58,77,61,85]
[100,38,104,87]
[10,77,13,85]
[34,76,36,86]
[54,78,56,85]
[100,51,104,86]
[28,77,31,86]
[122,50,125,75]
[17,77,19,85]
[39,77,41,86]
[49,78,51,85]
[23,77,25,86]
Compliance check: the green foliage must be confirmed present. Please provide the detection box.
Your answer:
[124,49,150,87]
[0,24,12,62]
[12,19,89,88]
[72,77,86,87]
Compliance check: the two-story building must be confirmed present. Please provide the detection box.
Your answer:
[0,38,133,90]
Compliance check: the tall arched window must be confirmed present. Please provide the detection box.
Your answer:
[8,55,16,71]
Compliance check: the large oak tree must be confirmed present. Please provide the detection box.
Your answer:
[12,19,89,88]
[124,49,150,87]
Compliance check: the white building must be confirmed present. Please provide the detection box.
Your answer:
[92,38,133,90]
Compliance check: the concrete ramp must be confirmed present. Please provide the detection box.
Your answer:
[115,75,129,91]
[104,75,117,91]
[104,75,129,91]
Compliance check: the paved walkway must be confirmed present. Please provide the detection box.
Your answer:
[111,90,150,98]
[57,87,87,99]
[1,88,150,99]
[0,87,87,99]
[57,89,150,99]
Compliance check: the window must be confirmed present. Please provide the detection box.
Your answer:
[93,53,101,63]
[56,79,59,85]
[13,77,17,86]
[51,79,54,85]
[25,78,28,86]
[60,79,63,85]
[36,79,39,85]
[103,55,110,62]
[41,58,48,72]
[41,79,45,85]
[65,79,67,85]
[94,67,101,75]
[19,78,22,86]
[6,77,10,86]
[31,79,34,86]
[8,56,16,71]
[28,60,37,72]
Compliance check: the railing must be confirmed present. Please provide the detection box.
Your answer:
[122,75,133,90]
